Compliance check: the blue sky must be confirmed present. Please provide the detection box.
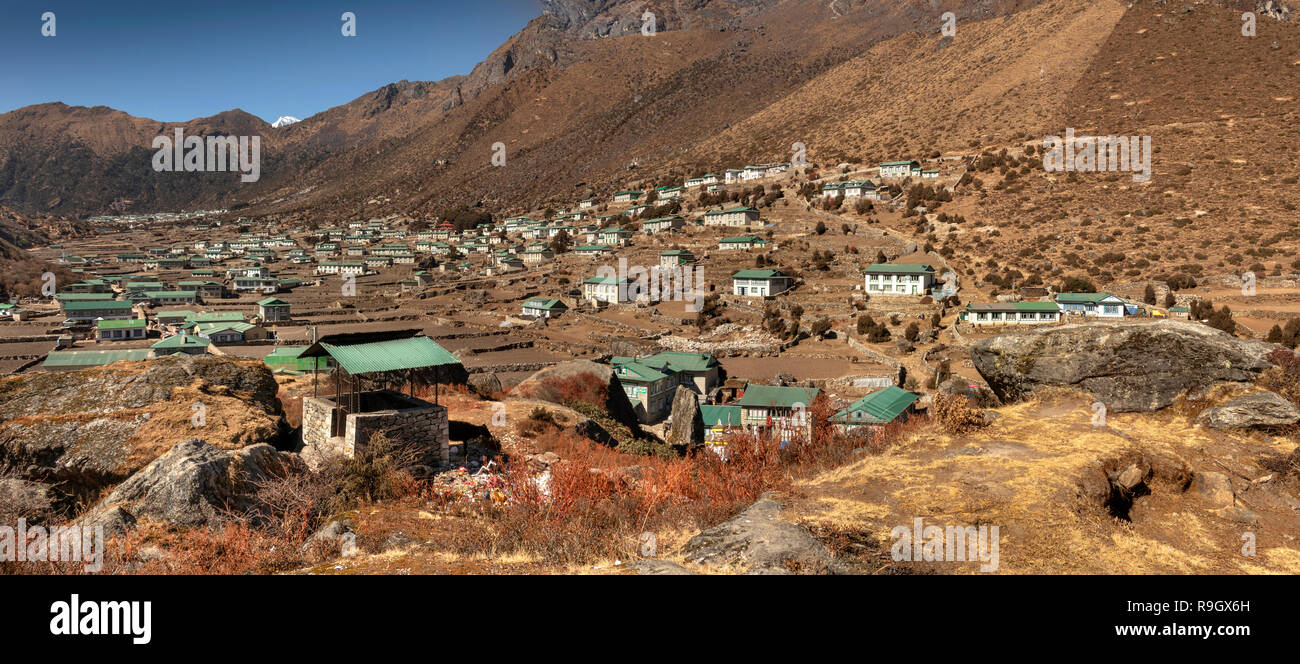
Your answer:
[1,1,542,122]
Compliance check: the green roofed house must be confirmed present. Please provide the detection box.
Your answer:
[863,263,937,296]
[659,249,695,269]
[142,290,198,306]
[717,235,769,251]
[1054,292,1126,318]
[257,297,291,322]
[192,311,247,324]
[195,321,265,344]
[151,333,211,356]
[736,384,820,441]
[522,297,568,319]
[830,386,919,434]
[95,317,147,341]
[613,351,721,400]
[42,349,152,371]
[612,359,674,423]
[700,405,743,454]
[573,244,612,256]
[62,299,136,323]
[961,301,1062,326]
[704,206,760,227]
[297,330,468,467]
[878,160,920,179]
[732,269,792,297]
[156,310,195,327]
[1169,305,1190,318]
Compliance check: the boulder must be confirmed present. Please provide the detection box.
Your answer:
[666,386,704,449]
[0,355,286,503]
[683,492,849,574]
[0,478,56,524]
[971,320,1276,412]
[1190,471,1235,508]
[467,372,503,398]
[82,439,303,529]
[1197,391,1300,430]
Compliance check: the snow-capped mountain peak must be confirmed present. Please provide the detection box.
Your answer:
[271,115,300,128]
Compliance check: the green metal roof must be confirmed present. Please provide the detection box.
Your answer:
[152,333,211,349]
[42,349,151,367]
[56,293,114,301]
[258,297,290,306]
[96,318,146,330]
[732,269,786,280]
[736,385,819,409]
[863,263,935,274]
[523,297,566,310]
[1055,292,1121,303]
[62,300,135,311]
[706,206,759,215]
[309,336,461,375]
[833,386,918,424]
[193,312,246,323]
[612,360,669,383]
[701,405,743,427]
[720,235,766,244]
[636,351,718,373]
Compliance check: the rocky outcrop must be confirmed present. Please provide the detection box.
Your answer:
[666,386,704,449]
[1198,391,1300,430]
[971,321,1277,412]
[0,478,55,524]
[0,355,285,504]
[682,492,849,574]
[82,439,303,529]
[514,360,643,433]
[467,372,503,398]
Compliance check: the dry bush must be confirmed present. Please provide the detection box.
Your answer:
[934,393,989,435]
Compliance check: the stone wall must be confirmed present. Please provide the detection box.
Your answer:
[301,391,450,468]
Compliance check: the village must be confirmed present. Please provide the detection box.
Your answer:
[0,151,1293,473]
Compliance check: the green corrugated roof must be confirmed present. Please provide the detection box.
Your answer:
[1055,292,1120,303]
[833,386,918,424]
[42,349,151,367]
[612,360,669,383]
[96,318,146,330]
[523,297,566,310]
[737,385,819,409]
[864,263,934,274]
[720,236,766,244]
[152,333,211,349]
[56,293,114,301]
[192,312,246,323]
[258,297,290,306]
[62,300,135,311]
[701,405,742,427]
[642,351,717,374]
[311,336,461,375]
[732,269,785,279]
